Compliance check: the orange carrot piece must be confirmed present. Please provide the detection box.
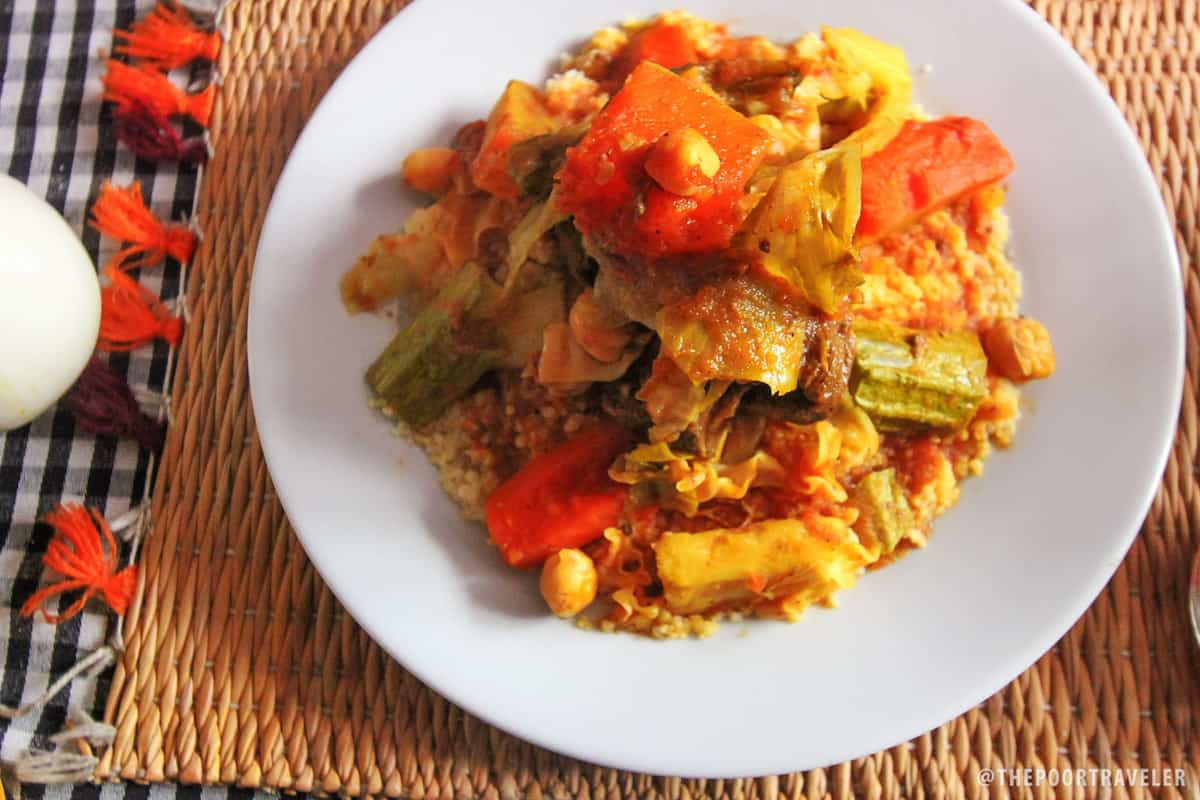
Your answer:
[485,422,631,568]
[556,62,771,261]
[857,117,1014,242]
[607,21,699,84]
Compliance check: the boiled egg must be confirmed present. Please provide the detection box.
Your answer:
[0,174,100,431]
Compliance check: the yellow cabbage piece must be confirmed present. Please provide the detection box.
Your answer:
[655,274,813,395]
[822,27,913,156]
[502,196,567,294]
[609,439,785,515]
[654,518,875,616]
[828,401,880,471]
[735,145,863,314]
[635,356,722,444]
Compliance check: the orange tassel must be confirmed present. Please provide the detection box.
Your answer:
[101,59,214,126]
[20,504,138,624]
[89,181,196,269]
[114,2,221,70]
[98,265,184,352]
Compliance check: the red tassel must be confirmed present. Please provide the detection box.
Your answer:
[89,181,196,269]
[66,358,166,452]
[101,59,215,126]
[98,265,184,352]
[20,504,138,624]
[114,101,207,165]
[113,2,221,70]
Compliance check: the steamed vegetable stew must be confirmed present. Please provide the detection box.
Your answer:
[341,13,1055,638]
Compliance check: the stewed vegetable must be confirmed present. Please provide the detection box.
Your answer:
[343,14,1056,634]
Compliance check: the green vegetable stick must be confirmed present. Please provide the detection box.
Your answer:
[849,467,913,554]
[366,263,499,428]
[851,321,988,431]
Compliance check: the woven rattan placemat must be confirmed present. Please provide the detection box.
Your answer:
[92,1,1200,797]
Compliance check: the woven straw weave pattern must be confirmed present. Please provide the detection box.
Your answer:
[94,1,1200,798]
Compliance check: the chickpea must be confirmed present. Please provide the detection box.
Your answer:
[644,128,721,197]
[981,318,1056,381]
[539,548,598,618]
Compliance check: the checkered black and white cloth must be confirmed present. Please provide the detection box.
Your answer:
[0,3,261,798]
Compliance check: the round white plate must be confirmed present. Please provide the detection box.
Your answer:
[249,0,1182,778]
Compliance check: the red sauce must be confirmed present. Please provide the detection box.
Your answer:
[884,435,944,495]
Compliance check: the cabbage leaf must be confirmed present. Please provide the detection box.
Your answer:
[735,145,863,314]
[822,27,913,156]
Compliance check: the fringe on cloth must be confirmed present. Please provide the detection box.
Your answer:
[3,0,227,784]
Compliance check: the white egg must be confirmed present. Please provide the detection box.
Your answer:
[0,174,100,432]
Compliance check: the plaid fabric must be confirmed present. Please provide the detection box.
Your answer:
[0,2,231,797]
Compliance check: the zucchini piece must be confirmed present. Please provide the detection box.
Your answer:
[366,263,500,428]
[851,321,987,431]
[849,468,913,555]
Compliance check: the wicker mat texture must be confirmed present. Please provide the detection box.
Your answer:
[91,1,1200,798]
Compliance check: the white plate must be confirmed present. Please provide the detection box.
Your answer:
[248,0,1182,778]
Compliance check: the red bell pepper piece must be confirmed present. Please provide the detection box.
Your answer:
[556,62,771,261]
[857,116,1014,241]
[484,421,631,568]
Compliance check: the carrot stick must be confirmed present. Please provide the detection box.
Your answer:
[485,421,631,568]
[857,116,1014,242]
